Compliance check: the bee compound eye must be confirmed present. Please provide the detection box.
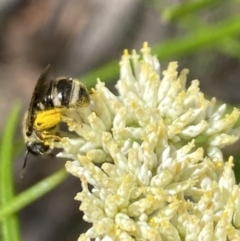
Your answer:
[26,130,31,137]
[27,142,50,156]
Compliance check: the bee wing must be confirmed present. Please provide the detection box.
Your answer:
[31,65,52,104]
[26,65,52,132]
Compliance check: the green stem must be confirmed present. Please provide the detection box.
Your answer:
[0,104,22,241]
[0,169,68,221]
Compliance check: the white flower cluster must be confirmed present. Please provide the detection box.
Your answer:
[59,42,240,240]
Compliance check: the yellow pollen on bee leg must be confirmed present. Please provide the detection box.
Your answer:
[40,131,62,143]
[34,108,62,131]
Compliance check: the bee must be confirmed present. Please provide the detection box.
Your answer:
[22,65,90,170]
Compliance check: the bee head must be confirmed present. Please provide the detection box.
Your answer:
[21,142,50,178]
[26,141,50,156]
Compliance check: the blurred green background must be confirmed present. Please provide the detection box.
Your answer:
[1,0,240,241]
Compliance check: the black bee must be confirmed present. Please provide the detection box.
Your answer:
[22,65,90,170]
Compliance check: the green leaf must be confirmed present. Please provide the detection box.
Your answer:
[0,169,68,221]
[219,38,240,59]
[81,15,240,84]
[154,15,240,60]
[0,104,22,241]
[163,0,225,21]
[80,59,118,87]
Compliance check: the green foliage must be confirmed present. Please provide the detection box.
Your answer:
[2,1,240,240]
[0,105,22,241]
[0,105,68,240]
[81,11,240,84]
[0,169,68,221]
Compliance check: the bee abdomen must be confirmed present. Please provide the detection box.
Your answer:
[37,78,90,111]
[54,78,90,108]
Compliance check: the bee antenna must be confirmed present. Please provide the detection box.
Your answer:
[21,150,29,179]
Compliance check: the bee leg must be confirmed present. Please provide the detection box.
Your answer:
[61,115,83,128]
[40,131,62,144]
